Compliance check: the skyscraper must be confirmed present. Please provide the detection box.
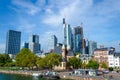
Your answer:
[29,35,41,54]
[49,35,57,50]
[88,41,97,55]
[63,18,72,50]
[73,26,84,54]
[24,42,29,49]
[5,30,21,54]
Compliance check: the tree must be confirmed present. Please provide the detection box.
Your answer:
[0,54,12,67]
[36,57,46,69]
[101,61,108,69]
[44,53,62,69]
[81,62,87,69]
[109,67,113,71]
[15,48,36,69]
[87,59,99,69]
[67,57,81,69]
[0,54,5,66]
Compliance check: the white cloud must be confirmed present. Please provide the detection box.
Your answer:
[17,19,37,33]
[12,0,40,15]
[10,0,120,51]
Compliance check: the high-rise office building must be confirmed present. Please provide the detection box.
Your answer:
[49,35,57,50]
[88,41,97,55]
[24,42,29,49]
[63,18,72,50]
[5,30,21,54]
[29,35,41,54]
[73,26,85,54]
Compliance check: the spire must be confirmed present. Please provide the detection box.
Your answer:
[63,18,65,24]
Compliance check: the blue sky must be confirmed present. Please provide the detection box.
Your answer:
[0,0,120,53]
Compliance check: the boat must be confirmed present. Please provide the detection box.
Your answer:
[32,73,43,78]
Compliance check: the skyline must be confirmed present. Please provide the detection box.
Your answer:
[0,0,120,53]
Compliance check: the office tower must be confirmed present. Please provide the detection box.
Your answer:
[54,43,62,54]
[73,26,84,54]
[29,35,41,54]
[63,18,72,50]
[5,30,21,54]
[88,41,97,55]
[24,42,29,49]
[49,35,57,50]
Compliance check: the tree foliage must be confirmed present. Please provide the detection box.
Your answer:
[109,67,113,71]
[101,61,108,69]
[67,57,81,69]
[0,54,12,67]
[15,48,36,69]
[87,59,99,69]
[81,62,87,69]
[43,53,62,69]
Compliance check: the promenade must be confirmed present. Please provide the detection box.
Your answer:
[0,70,120,80]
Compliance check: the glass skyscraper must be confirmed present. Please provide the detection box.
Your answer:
[63,18,72,50]
[49,35,57,50]
[5,30,21,54]
[73,26,84,53]
[88,41,97,55]
[29,35,41,54]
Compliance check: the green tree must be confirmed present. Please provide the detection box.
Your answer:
[67,57,81,69]
[101,61,108,69]
[36,57,46,69]
[87,59,99,69]
[15,48,36,69]
[0,54,5,66]
[44,53,62,69]
[109,67,113,71]
[0,54,12,67]
[82,62,87,69]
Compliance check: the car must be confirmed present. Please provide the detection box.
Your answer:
[103,70,109,74]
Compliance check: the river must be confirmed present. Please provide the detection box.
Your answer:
[0,73,46,80]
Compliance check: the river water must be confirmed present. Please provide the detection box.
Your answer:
[0,73,45,80]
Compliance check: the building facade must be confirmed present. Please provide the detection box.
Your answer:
[49,35,57,51]
[94,48,109,66]
[24,42,29,49]
[63,18,72,51]
[29,35,41,54]
[5,30,21,54]
[73,26,85,54]
[108,54,120,68]
[88,41,97,56]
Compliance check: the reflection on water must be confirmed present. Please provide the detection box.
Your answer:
[33,76,39,80]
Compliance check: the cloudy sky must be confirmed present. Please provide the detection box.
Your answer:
[0,0,120,53]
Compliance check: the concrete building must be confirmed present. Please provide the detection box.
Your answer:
[29,35,41,54]
[94,48,109,66]
[108,53,120,68]
[5,30,21,54]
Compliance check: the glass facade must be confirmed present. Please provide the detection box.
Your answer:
[29,35,41,54]
[73,26,84,53]
[88,41,97,55]
[49,35,57,50]
[5,30,21,54]
[63,24,72,50]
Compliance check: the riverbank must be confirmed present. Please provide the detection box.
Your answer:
[0,70,120,80]
[0,70,32,76]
